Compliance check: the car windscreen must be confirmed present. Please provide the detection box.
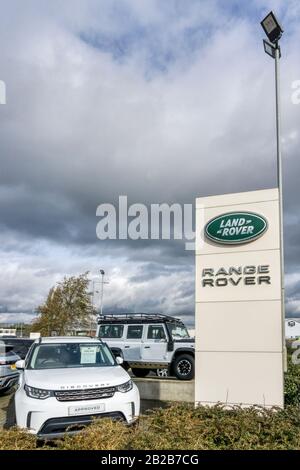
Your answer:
[168,324,190,340]
[27,343,116,370]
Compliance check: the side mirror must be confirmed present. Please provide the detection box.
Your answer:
[15,360,25,370]
[116,356,124,365]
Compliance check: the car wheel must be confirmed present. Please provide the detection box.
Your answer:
[173,354,194,380]
[156,368,168,378]
[131,368,150,378]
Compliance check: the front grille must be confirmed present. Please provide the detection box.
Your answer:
[54,386,116,402]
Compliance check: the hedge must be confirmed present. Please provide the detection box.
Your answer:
[0,354,299,450]
[0,402,300,450]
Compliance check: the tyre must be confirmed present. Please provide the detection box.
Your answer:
[131,368,150,378]
[173,354,194,380]
[156,368,168,378]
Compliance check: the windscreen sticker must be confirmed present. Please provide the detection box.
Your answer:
[80,346,97,364]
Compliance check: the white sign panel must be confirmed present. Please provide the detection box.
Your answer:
[195,188,284,408]
[80,346,97,364]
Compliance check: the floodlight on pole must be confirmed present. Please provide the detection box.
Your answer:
[261,11,286,373]
[261,11,283,44]
[263,39,281,59]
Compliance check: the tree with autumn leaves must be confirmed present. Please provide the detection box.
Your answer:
[31,273,95,336]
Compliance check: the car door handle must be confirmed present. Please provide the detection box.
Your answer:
[124,346,130,348]
[144,346,151,349]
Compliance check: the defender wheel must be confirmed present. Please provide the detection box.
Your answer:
[173,354,194,380]
[131,368,150,378]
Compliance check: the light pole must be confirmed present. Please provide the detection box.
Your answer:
[261,11,286,371]
[87,281,98,335]
[99,269,109,316]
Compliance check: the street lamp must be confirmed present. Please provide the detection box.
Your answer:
[99,269,106,316]
[263,39,281,59]
[261,11,286,371]
[261,11,284,44]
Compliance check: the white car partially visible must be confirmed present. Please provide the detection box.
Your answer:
[14,337,140,439]
[0,341,20,394]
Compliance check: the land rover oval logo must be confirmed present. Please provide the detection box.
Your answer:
[205,212,268,245]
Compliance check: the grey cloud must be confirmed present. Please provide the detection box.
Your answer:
[0,0,300,324]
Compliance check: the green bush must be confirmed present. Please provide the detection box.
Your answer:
[55,418,130,450]
[284,356,300,406]
[0,428,41,450]
[1,404,300,450]
[0,353,299,450]
[130,404,300,450]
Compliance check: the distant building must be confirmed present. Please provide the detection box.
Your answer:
[0,328,17,336]
[285,319,300,339]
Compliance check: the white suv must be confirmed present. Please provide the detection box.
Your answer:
[97,314,195,380]
[14,337,140,439]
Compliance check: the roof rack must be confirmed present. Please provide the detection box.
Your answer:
[97,313,184,325]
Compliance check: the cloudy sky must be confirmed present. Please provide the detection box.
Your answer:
[0,0,299,327]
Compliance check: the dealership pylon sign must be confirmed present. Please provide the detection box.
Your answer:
[195,188,284,408]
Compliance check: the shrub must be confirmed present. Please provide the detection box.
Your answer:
[1,404,300,450]
[0,354,299,450]
[284,351,300,406]
[55,418,130,450]
[130,404,300,450]
[0,428,41,450]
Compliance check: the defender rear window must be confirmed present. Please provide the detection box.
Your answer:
[99,324,124,339]
[127,325,143,339]
[147,325,166,340]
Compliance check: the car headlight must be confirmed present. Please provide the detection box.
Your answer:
[116,380,133,393]
[24,384,53,400]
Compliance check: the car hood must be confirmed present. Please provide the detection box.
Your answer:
[24,366,130,390]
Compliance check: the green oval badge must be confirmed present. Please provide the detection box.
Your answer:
[205,212,268,245]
